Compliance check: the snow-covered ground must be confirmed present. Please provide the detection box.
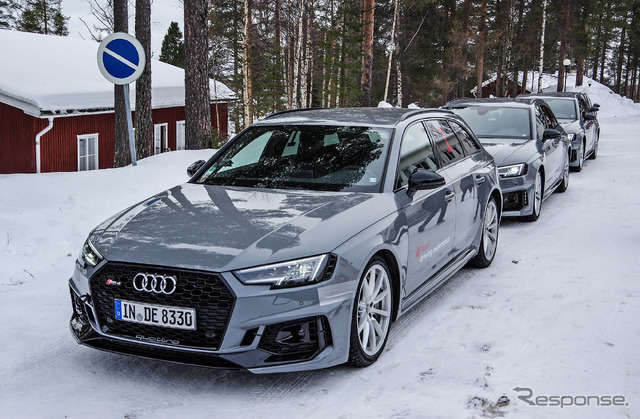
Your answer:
[1,81,638,418]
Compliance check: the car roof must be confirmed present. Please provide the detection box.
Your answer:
[443,97,535,109]
[257,107,457,127]
[518,92,582,100]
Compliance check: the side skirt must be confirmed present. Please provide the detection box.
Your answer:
[398,248,477,315]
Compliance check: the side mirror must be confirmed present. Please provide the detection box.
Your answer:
[542,128,562,141]
[584,112,597,121]
[407,168,446,197]
[589,106,599,112]
[187,160,206,178]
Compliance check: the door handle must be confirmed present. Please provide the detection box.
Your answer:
[475,176,486,186]
[445,191,455,202]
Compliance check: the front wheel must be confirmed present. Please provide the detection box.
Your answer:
[589,136,599,160]
[524,170,542,222]
[573,144,584,172]
[556,153,570,193]
[348,257,393,367]
[469,197,499,268]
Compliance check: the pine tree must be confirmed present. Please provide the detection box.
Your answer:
[135,0,153,158]
[0,0,17,29]
[16,0,68,35]
[184,0,212,149]
[159,22,185,68]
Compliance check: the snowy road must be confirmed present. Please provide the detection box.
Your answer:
[1,83,638,418]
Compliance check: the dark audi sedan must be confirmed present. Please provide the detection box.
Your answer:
[518,92,600,172]
[443,98,571,221]
[69,108,501,373]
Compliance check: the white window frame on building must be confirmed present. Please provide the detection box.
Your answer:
[77,133,99,171]
[176,120,185,150]
[154,123,169,154]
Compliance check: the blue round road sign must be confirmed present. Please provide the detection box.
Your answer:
[97,32,146,85]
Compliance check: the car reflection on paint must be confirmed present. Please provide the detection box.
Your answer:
[69,108,502,373]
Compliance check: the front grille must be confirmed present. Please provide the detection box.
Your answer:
[90,263,235,350]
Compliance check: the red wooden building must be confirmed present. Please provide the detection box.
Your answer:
[0,30,234,174]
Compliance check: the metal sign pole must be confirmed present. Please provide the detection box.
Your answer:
[123,84,137,166]
[97,32,146,169]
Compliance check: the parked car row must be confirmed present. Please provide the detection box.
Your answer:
[68,94,599,373]
[443,91,600,221]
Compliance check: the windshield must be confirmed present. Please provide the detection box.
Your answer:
[195,125,392,192]
[544,99,578,120]
[449,107,531,141]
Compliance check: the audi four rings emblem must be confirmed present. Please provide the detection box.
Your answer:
[133,272,177,294]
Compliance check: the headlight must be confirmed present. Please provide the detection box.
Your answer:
[567,133,576,142]
[234,255,329,288]
[81,239,103,267]
[498,163,527,178]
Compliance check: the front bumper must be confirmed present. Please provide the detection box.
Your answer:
[69,258,354,373]
[498,174,536,217]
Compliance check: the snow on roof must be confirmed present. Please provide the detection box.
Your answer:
[0,29,235,117]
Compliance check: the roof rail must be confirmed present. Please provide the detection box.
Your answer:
[398,108,453,121]
[264,107,326,119]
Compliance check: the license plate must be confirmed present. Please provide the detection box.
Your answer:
[114,299,196,331]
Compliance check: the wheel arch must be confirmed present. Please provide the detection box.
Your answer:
[372,249,401,322]
[490,188,502,218]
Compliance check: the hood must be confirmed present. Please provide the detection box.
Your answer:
[480,139,538,167]
[89,183,397,272]
[558,119,581,134]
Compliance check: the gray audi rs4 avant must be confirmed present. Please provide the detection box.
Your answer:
[69,108,502,373]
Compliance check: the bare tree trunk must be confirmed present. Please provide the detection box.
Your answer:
[306,3,314,107]
[242,0,253,124]
[599,0,611,83]
[184,0,212,149]
[275,0,284,109]
[537,0,547,93]
[383,0,398,103]
[576,59,584,87]
[360,0,374,106]
[135,0,153,158]
[396,58,403,106]
[300,0,312,107]
[292,0,306,108]
[113,0,130,167]
[616,25,626,93]
[557,0,570,92]
[476,0,487,98]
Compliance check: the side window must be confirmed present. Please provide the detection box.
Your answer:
[578,97,588,119]
[541,104,559,129]
[219,131,271,172]
[450,120,482,155]
[535,106,547,140]
[425,120,465,166]
[397,122,438,188]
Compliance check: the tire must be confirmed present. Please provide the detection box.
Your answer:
[556,153,570,193]
[348,256,393,367]
[469,197,499,268]
[589,136,599,160]
[572,143,584,172]
[523,170,542,222]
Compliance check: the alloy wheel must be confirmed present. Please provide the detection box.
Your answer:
[356,263,392,357]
